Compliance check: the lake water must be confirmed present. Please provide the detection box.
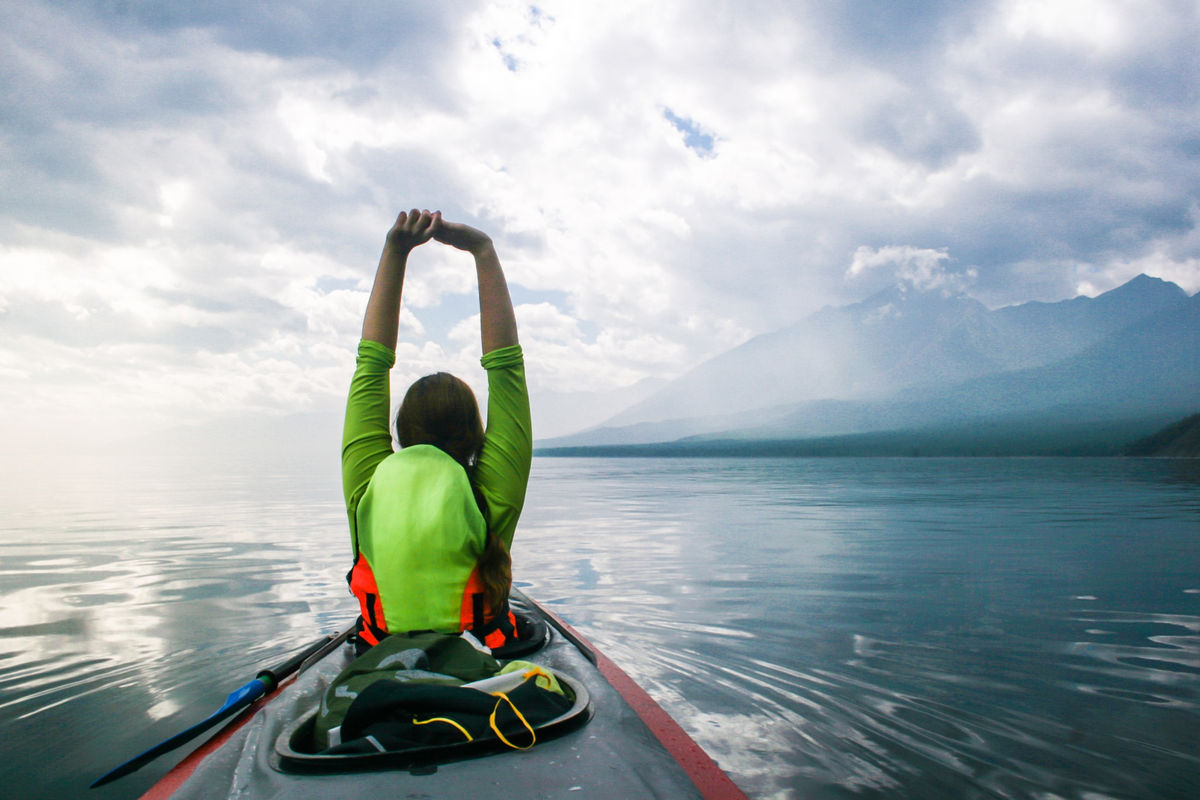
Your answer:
[1,454,1198,799]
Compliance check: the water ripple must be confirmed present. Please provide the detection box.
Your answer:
[3,456,1200,799]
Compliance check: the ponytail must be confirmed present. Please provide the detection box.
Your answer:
[471,482,512,614]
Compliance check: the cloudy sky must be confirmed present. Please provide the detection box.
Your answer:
[3,0,1199,455]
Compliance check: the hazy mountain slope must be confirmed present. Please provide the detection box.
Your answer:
[924,289,1200,416]
[596,274,1189,434]
[530,375,667,439]
[711,289,1200,441]
[598,306,871,427]
[545,274,1195,448]
[603,287,1005,429]
[992,274,1188,366]
[1126,412,1200,456]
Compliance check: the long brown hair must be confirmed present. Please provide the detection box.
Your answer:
[396,373,511,614]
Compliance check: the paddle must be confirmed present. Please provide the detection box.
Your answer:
[91,624,354,789]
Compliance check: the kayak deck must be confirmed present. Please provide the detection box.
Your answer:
[144,591,745,799]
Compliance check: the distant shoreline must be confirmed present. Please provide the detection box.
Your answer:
[536,412,1200,458]
[537,448,1200,460]
[535,444,1141,458]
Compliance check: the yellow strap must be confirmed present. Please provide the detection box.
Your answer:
[489,692,536,750]
[412,716,474,742]
[524,666,550,683]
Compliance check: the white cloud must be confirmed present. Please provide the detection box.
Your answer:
[2,0,1199,451]
[847,245,979,295]
[1003,0,1126,51]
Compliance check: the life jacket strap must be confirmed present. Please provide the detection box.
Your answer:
[468,591,518,650]
[347,555,388,647]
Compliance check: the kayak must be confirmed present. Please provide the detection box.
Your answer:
[137,589,748,799]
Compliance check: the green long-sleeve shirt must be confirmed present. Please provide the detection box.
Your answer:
[341,339,532,634]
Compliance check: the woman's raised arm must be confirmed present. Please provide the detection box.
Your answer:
[432,218,518,354]
[361,209,438,349]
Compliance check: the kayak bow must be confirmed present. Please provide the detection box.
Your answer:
[133,592,748,799]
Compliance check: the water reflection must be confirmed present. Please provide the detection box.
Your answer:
[2,455,1198,799]
[0,452,354,799]
[517,457,1200,799]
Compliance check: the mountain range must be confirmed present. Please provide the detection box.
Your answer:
[1126,413,1200,457]
[539,274,1200,455]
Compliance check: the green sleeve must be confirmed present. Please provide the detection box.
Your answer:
[475,345,532,549]
[342,339,397,553]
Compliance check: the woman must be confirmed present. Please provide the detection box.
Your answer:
[341,209,531,652]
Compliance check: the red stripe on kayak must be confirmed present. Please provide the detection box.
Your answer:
[138,677,295,800]
[539,606,749,800]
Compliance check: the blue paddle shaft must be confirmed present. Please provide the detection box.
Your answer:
[90,626,352,789]
[222,679,267,711]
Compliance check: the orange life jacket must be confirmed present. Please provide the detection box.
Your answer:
[349,556,517,651]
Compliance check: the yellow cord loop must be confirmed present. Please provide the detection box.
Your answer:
[489,692,536,750]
